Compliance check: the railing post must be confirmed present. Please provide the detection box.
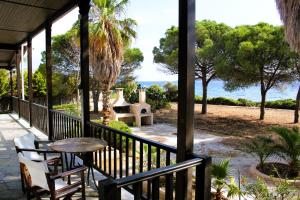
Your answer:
[98,178,121,200]
[45,21,53,140]
[16,48,21,118]
[9,68,13,111]
[176,0,196,199]
[195,156,212,200]
[27,36,33,126]
[78,0,91,138]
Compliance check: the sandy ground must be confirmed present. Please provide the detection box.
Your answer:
[151,103,300,188]
[155,103,298,137]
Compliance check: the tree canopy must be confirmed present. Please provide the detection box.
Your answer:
[153,20,231,113]
[216,23,297,119]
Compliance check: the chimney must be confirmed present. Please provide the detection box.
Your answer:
[139,89,146,103]
[116,88,124,101]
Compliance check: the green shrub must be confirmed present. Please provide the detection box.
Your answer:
[245,178,298,200]
[163,82,178,102]
[208,97,241,106]
[114,81,139,103]
[108,120,132,134]
[146,85,168,110]
[53,103,80,116]
[270,126,300,177]
[195,95,203,103]
[265,99,295,110]
[237,98,257,106]
[92,120,132,152]
[243,136,274,168]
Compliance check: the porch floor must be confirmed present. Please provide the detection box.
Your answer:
[0,114,133,200]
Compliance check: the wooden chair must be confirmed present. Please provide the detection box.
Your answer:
[14,133,64,192]
[18,153,87,200]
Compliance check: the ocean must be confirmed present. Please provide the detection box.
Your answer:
[138,80,299,102]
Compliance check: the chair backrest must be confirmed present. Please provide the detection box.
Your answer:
[18,153,50,191]
[14,133,41,160]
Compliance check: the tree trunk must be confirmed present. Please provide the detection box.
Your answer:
[102,90,111,125]
[92,90,100,113]
[294,84,300,123]
[201,79,208,114]
[260,90,266,120]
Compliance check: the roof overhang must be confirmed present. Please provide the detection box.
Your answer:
[0,0,78,67]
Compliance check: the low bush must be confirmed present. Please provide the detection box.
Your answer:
[113,81,139,103]
[163,82,178,102]
[146,85,169,111]
[92,120,132,152]
[193,96,295,110]
[108,120,132,134]
[237,98,257,106]
[208,97,241,106]
[53,103,80,116]
[265,99,295,110]
[195,95,202,103]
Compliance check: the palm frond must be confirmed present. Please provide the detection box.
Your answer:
[212,159,231,180]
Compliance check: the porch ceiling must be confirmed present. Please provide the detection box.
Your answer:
[0,0,78,69]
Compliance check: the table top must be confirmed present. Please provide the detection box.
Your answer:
[48,137,107,153]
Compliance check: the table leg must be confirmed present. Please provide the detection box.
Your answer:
[87,164,97,187]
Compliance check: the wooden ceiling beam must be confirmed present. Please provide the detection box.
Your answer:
[0,43,17,50]
[17,0,78,46]
[0,0,57,11]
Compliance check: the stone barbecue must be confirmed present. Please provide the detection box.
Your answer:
[110,88,153,127]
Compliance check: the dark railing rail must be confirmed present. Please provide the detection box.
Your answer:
[32,103,48,134]
[89,121,177,181]
[12,96,18,114]
[51,109,83,140]
[0,96,11,113]
[19,99,29,121]
[99,156,211,200]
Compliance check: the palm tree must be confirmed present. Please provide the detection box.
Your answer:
[276,0,300,53]
[212,160,241,200]
[90,0,136,124]
[243,136,274,168]
[271,126,300,177]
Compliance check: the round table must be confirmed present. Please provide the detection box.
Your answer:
[49,137,107,186]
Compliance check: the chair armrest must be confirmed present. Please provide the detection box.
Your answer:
[46,157,61,165]
[17,148,58,154]
[34,140,54,149]
[50,166,87,180]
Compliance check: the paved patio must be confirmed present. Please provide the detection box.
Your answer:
[0,113,136,200]
[0,114,101,199]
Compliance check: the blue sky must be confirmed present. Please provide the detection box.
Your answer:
[29,0,282,81]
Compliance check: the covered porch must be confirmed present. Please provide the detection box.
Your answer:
[0,0,211,199]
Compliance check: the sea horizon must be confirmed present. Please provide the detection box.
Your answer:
[138,80,299,102]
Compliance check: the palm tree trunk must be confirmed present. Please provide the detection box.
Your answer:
[215,189,222,200]
[92,90,100,113]
[294,84,300,123]
[102,90,111,125]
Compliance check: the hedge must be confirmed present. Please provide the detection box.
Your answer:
[194,96,296,110]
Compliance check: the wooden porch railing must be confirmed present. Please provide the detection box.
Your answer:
[12,96,18,114]
[32,103,48,134]
[9,100,211,200]
[99,155,211,200]
[0,96,11,113]
[19,99,30,121]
